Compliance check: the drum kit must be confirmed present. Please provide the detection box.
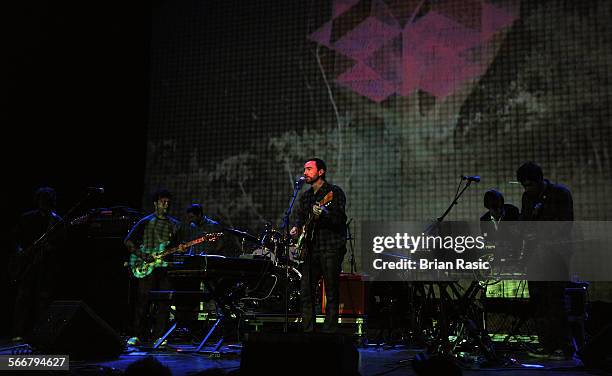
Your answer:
[222,224,302,313]
[224,224,302,266]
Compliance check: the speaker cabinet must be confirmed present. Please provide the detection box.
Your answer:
[241,332,359,375]
[28,300,123,360]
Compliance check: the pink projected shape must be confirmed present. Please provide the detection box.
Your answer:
[334,0,360,18]
[481,2,517,40]
[309,21,333,48]
[364,36,402,83]
[308,0,518,102]
[333,16,402,61]
[336,62,396,103]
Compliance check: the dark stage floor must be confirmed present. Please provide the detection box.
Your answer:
[1,337,602,376]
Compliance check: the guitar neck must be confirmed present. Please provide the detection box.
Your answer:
[303,214,315,228]
[303,193,333,229]
[157,233,221,258]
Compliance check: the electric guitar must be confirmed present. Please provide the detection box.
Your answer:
[295,191,333,261]
[129,232,222,278]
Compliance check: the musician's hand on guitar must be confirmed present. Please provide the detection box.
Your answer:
[312,205,323,217]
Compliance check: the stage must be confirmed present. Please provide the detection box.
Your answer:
[0,337,591,376]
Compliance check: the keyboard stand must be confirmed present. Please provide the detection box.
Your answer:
[147,290,212,350]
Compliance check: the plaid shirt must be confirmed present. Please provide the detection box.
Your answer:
[294,181,347,251]
[125,213,181,253]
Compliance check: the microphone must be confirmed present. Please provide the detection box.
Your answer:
[461,175,480,183]
[87,186,105,194]
[295,176,306,187]
[204,216,219,226]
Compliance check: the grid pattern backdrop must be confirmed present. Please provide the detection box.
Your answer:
[144,0,612,271]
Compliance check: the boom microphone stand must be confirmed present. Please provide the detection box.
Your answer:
[433,176,478,226]
[279,177,304,332]
[415,176,501,364]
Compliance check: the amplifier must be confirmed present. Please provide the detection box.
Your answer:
[70,206,143,238]
[322,273,368,315]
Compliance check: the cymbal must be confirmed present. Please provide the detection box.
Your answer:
[223,227,259,243]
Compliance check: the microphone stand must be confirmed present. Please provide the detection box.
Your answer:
[437,179,474,223]
[418,178,500,364]
[426,177,475,337]
[421,178,476,238]
[346,218,356,273]
[279,180,302,332]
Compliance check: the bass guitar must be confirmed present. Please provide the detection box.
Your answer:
[295,191,333,261]
[129,232,222,278]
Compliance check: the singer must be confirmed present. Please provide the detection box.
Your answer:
[290,158,347,333]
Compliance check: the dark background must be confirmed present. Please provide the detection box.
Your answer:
[4,0,149,218]
[3,0,150,335]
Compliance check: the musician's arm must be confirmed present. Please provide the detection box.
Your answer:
[175,220,190,244]
[14,213,39,253]
[13,217,25,253]
[124,218,152,261]
[124,239,138,253]
[291,194,307,236]
[519,193,529,221]
[548,188,574,242]
[552,188,574,221]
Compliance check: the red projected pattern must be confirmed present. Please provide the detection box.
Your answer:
[309,0,517,102]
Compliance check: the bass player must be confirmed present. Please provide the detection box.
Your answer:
[124,188,180,345]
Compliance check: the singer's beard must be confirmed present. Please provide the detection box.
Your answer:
[306,175,320,184]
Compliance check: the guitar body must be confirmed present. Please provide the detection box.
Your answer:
[129,248,169,279]
[130,258,168,278]
[295,191,333,261]
[129,258,156,279]
[129,232,221,278]
[294,225,312,261]
[295,226,311,253]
